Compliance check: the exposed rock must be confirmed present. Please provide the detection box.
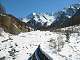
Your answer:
[0,13,30,34]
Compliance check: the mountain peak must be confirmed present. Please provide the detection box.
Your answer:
[32,12,36,16]
[21,12,55,30]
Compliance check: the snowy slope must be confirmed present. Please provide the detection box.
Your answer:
[0,26,80,60]
[22,13,55,29]
[31,13,55,26]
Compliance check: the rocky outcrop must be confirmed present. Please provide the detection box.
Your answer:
[0,13,30,34]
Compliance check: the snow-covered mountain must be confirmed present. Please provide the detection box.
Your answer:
[22,13,55,30]
[21,17,30,23]
[50,4,80,29]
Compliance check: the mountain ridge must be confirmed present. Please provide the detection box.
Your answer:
[22,12,55,30]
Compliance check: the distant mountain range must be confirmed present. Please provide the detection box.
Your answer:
[0,9,80,34]
[1,3,80,34]
[51,8,80,29]
[20,7,80,30]
[22,13,55,30]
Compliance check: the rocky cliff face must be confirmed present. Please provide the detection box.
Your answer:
[0,13,30,34]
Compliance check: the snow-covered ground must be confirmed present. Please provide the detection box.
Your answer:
[0,27,80,60]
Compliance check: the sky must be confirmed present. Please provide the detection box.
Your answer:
[0,0,80,18]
